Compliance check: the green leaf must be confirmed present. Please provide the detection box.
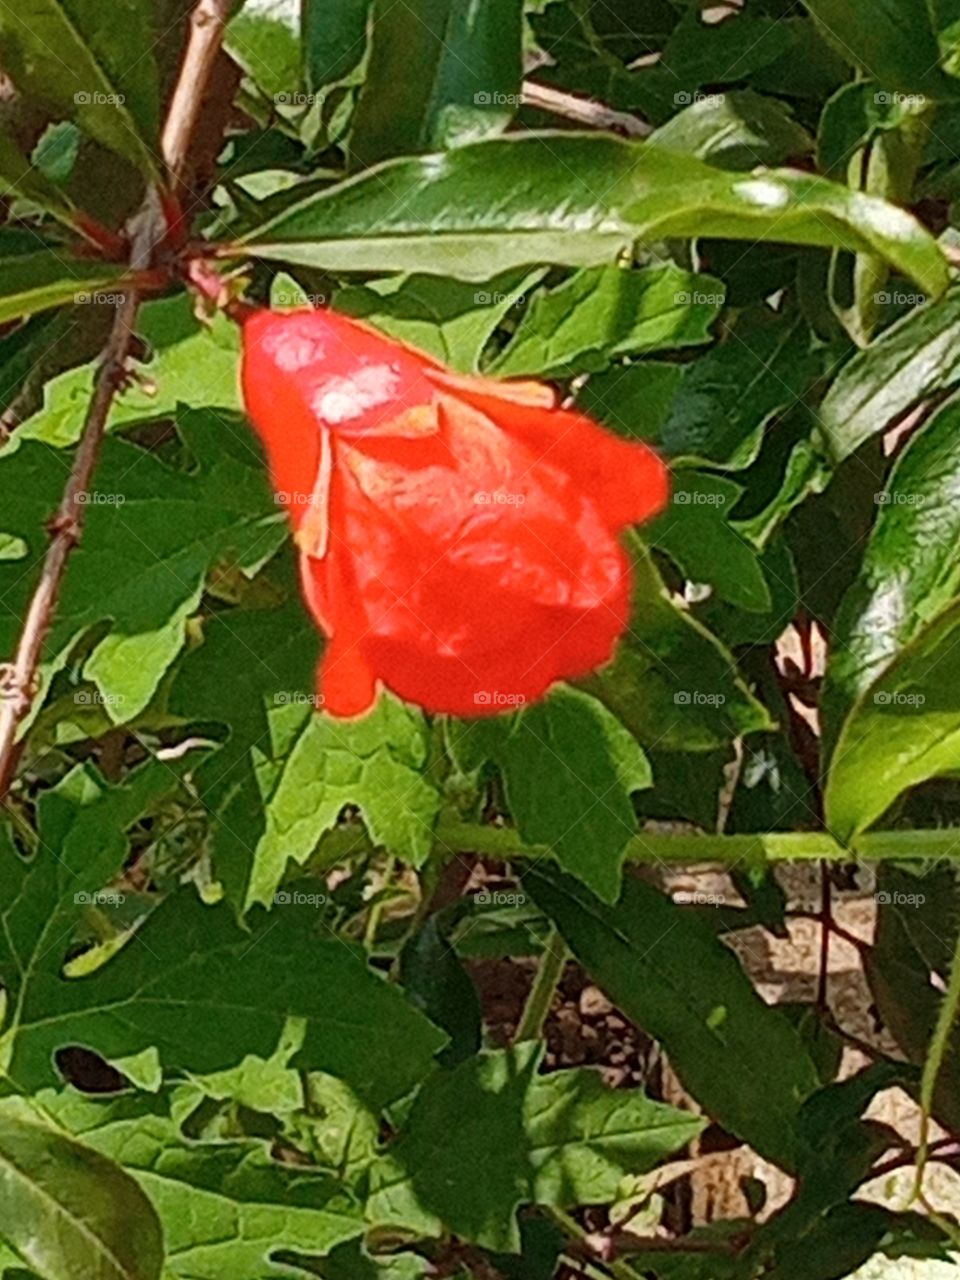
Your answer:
[0,1106,163,1280]
[303,0,373,89]
[350,0,524,167]
[21,1090,365,1279]
[580,311,822,470]
[491,263,722,377]
[817,81,918,177]
[583,538,772,752]
[17,296,242,447]
[822,396,960,755]
[650,89,814,170]
[398,906,482,1067]
[0,132,80,228]
[3,881,445,1106]
[0,408,282,724]
[525,867,821,1169]
[459,686,651,902]
[245,694,442,909]
[0,0,160,179]
[334,269,543,372]
[0,760,185,1037]
[648,471,771,613]
[227,8,303,104]
[818,289,960,462]
[235,133,949,296]
[805,0,960,98]
[166,596,320,912]
[824,595,960,840]
[367,1044,702,1248]
[0,253,129,326]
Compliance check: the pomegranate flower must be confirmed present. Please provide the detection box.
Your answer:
[240,307,668,719]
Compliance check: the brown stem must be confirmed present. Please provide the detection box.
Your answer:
[161,0,235,194]
[521,80,653,138]
[0,0,234,804]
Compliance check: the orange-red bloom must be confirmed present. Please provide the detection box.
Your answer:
[240,307,668,719]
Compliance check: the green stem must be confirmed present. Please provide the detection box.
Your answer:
[307,820,960,877]
[515,926,567,1043]
[914,922,960,1205]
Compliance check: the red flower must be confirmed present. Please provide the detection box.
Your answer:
[240,307,668,718]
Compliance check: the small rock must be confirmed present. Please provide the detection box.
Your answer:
[580,985,614,1018]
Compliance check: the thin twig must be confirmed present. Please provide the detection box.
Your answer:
[161,0,236,190]
[521,79,653,138]
[0,0,234,804]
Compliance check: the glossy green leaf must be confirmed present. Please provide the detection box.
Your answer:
[648,470,771,613]
[458,686,651,903]
[0,0,160,179]
[819,289,960,462]
[303,0,372,89]
[583,311,821,469]
[0,1107,163,1280]
[492,263,722,377]
[825,594,960,839]
[650,89,813,170]
[235,133,949,296]
[823,396,960,755]
[25,1090,365,1279]
[526,867,821,1169]
[0,253,129,326]
[350,0,524,167]
[805,0,960,98]
[367,1044,702,1248]
[227,8,303,104]
[335,268,543,372]
[583,538,772,752]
